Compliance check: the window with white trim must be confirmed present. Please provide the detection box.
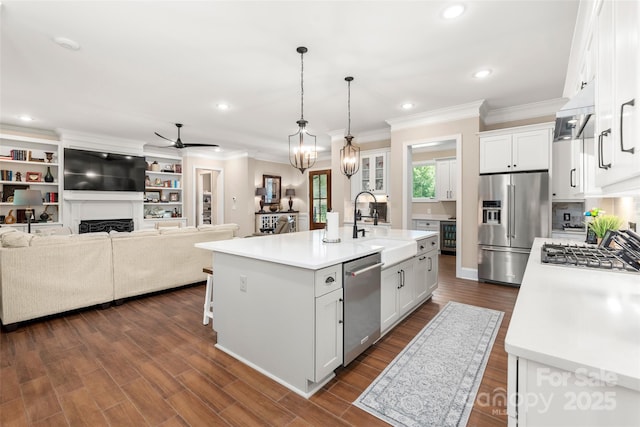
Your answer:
[412,161,436,201]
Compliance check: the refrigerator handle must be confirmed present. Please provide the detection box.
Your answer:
[510,184,516,238]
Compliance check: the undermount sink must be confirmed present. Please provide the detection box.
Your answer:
[364,238,417,268]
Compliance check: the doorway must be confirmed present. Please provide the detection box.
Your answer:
[309,169,331,230]
[195,168,222,226]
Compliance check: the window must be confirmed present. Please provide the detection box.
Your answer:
[412,161,436,201]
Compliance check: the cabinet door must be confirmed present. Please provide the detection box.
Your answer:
[360,156,371,192]
[594,0,615,187]
[511,129,550,171]
[414,254,429,302]
[552,140,574,200]
[397,260,415,315]
[381,267,400,333]
[435,159,453,201]
[611,0,639,184]
[315,288,343,381]
[372,153,387,194]
[426,251,439,296]
[480,135,512,173]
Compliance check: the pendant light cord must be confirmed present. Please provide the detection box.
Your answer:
[300,50,304,121]
[347,78,351,136]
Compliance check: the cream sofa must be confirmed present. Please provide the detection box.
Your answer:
[0,224,238,327]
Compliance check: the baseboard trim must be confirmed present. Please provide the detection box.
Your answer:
[458,267,478,281]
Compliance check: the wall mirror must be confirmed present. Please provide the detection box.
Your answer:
[263,175,281,205]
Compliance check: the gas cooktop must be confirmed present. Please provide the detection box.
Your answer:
[541,229,640,274]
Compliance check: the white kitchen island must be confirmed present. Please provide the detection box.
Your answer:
[196,227,436,398]
[505,238,640,426]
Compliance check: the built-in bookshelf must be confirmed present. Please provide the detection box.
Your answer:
[0,133,62,228]
[143,153,184,226]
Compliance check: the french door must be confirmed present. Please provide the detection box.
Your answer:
[309,169,331,230]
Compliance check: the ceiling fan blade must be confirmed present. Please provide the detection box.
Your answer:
[154,132,176,144]
[180,143,220,148]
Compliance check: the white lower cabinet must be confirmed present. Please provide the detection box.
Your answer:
[314,288,343,381]
[381,236,439,335]
[508,355,640,426]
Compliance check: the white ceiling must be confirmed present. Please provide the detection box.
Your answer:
[0,1,578,161]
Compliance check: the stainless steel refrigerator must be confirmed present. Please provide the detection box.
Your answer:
[478,171,550,286]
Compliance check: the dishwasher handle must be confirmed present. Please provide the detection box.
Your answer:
[346,262,384,277]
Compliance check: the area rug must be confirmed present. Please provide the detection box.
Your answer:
[354,301,504,427]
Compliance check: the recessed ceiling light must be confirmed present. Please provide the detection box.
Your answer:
[217,103,230,111]
[53,36,80,51]
[19,115,34,122]
[473,69,492,79]
[401,103,414,110]
[442,4,465,19]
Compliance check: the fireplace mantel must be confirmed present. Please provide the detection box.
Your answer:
[63,191,144,232]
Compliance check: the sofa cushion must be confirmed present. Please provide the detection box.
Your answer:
[198,223,240,236]
[70,232,110,241]
[30,235,73,246]
[158,226,197,235]
[110,229,160,239]
[1,230,35,247]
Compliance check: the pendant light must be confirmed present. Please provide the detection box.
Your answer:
[289,46,317,174]
[340,76,360,179]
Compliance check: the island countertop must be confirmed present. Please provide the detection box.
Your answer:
[505,238,640,391]
[196,227,434,270]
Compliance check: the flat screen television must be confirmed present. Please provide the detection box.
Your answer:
[64,148,146,191]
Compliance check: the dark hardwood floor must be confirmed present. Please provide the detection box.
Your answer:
[0,255,519,426]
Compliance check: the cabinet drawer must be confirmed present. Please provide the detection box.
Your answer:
[414,219,439,231]
[315,264,343,297]
[416,235,438,256]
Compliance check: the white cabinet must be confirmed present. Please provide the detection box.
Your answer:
[351,150,389,196]
[479,125,552,174]
[314,288,343,381]
[436,158,456,201]
[0,133,62,228]
[593,0,640,190]
[143,154,183,226]
[414,236,439,302]
[552,140,583,200]
[381,260,414,333]
[381,237,438,335]
[413,219,440,251]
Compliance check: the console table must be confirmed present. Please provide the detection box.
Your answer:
[255,212,298,233]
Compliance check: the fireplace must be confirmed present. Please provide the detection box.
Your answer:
[79,218,134,234]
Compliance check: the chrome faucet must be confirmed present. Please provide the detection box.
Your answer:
[353,191,378,238]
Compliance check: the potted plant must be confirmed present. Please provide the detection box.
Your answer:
[587,214,623,240]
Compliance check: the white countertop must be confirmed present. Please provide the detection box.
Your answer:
[196,227,434,270]
[412,214,455,221]
[505,238,640,391]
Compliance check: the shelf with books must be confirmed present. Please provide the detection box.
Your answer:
[0,133,62,228]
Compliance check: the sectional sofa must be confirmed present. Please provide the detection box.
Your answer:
[0,224,238,329]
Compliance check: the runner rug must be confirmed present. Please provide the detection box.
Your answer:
[354,301,504,427]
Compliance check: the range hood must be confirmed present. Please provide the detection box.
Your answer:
[554,83,595,141]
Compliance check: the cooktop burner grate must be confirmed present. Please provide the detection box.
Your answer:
[541,243,639,273]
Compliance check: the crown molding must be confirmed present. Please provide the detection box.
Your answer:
[483,97,567,125]
[386,100,487,130]
[58,129,146,155]
[327,127,390,144]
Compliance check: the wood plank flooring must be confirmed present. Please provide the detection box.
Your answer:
[0,255,519,426]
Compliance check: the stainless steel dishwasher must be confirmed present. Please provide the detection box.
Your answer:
[343,252,383,366]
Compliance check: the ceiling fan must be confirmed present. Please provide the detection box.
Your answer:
[154,123,219,149]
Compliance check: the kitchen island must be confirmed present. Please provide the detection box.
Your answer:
[505,238,640,426]
[196,227,436,397]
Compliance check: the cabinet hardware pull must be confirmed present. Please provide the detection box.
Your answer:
[570,168,576,188]
[428,257,432,271]
[598,128,612,169]
[419,256,426,261]
[620,99,635,154]
[325,276,335,284]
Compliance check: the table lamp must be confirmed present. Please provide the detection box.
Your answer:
[255,187,267,213]
[285,188,296,211]
[13,189,43,233]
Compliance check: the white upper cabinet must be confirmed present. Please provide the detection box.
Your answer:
[436,158,456,201]
[351,149,389,196]
[479,124,553,174]
[593,0,640,190]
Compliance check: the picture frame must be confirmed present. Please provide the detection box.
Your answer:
[174,164,182,173]
[262,174,281,205]
[169,192,179,202]
[26,171,42,182]
[145,191,161,202]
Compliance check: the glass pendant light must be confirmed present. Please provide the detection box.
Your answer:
[289,46,317,174]
[340,76,360,179]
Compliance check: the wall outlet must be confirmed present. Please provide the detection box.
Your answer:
[427,208,432,214]
[240,275,247,292]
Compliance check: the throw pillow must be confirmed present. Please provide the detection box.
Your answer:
[1,230,34,247]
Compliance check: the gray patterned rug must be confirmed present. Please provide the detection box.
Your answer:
[354,301,504,427]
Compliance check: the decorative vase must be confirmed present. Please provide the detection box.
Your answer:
[269,204,278,212]
[4,210,16,224]
[151,161,160,171]
[44,167,54,183]
[45,152,54,163]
